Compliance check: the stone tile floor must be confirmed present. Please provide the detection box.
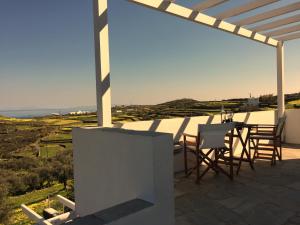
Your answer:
[174,145,300,225]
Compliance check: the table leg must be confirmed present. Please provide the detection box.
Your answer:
[236,128,254,175]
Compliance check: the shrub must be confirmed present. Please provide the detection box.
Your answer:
[6,175,27,196]
[0,184,11,224]
[23,172,40,191]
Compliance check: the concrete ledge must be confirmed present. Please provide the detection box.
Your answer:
[66,199,153,225]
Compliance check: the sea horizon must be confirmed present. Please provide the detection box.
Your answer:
[0,106,97,118]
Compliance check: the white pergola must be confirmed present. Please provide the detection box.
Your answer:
[93,0,300,126]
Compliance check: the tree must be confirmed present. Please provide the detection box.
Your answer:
[7,175,27,195]
[51,163,72,189]
[23,172,40,191]
[259,94,276,105]
[35,166,52,187]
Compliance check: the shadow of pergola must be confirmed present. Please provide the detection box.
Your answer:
[174,147,300,225]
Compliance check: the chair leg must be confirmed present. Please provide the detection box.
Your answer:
[198,166,210,181]
[279,141,282,161]
[251,138,258,162]
[184,140,188,176]
[229,148,234,180]
[275,146,281,162]
[271,146,276,166]
[196,149,200,184]
[214,149,219,175]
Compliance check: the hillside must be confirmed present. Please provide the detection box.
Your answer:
[1,93,300,224]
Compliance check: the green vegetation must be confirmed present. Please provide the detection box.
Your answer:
[288,99,300,104]
[0,184,10,224]
[1,92,300,224]
[8,182,71,225]
[39,145,64,158]
[8,183,64,209]
[0,115,75,225]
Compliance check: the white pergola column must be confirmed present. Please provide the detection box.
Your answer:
[277,41,285,118]
[93,0,112,127]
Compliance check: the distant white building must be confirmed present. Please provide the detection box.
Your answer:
[247,97,260,107]
[69,111,90,115]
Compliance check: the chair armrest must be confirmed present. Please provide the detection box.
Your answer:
[250,132,274,136]
[249,123,276,127]
[257,124,276,127]
[173,140,181,145]
[182,133,197,138]
[250,124,276,135]
[250,135,277,140]
[182,133,198,147]
[256,126,276,129]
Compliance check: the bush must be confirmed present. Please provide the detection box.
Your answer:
[0,157,40,171]
[0,184,11,224]
[259,94,276,105]
[6,175,27,196]
[23,172,40,191]
[35,166,53,187]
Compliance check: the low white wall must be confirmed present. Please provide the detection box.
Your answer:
[117,110,276,143]
[72,127,174,225]
[116,109,300,173]
[116,111,277,172]
[285,109,300,144]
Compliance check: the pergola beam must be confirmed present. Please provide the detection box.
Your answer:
[128,0,278,47]
[192,0,229,12]
[277,32,300,41]
[264,24,300,37]
[214,0,279,20]
[234,2,300,26]
[251,14,300,32]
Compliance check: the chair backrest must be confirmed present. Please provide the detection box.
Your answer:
[198,122,236,149]
[276,116,286,137]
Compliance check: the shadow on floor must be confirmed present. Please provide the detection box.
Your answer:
[174,147,300,225]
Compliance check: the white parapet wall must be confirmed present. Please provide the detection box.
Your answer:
[72,127,175,225]
[285,109,300,144]
[116,110,280,172]
[116,110,277,142]
[117,109,300,148]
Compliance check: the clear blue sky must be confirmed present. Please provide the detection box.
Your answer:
[0,0,299,109]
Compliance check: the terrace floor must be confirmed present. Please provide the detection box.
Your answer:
[174,145,300,225]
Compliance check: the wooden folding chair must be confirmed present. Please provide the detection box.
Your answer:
[183,123,236,183]
[249,116,286,165]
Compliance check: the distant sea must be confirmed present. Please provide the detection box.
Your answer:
[0,106,97,118]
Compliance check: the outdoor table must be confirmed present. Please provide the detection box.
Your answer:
[232,122,255,174]
[182,122,257,181]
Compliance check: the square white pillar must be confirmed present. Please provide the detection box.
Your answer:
[277,41,285,118]
[93,0,112,127]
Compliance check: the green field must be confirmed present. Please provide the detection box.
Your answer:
[8,183,67,225]
[1,95,300,224]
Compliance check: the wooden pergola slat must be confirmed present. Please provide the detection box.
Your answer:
[89,0,300,127]
[192,0,228,12]
[234,2,300,26]
[128,0,278,47]
[214,0,279,20]
[277,32,300,41]
[264,24,300,37]
[251,14,300,32]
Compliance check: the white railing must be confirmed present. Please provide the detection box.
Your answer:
[21,196,76,225]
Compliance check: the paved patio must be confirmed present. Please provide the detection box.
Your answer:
[174,145,300,225]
